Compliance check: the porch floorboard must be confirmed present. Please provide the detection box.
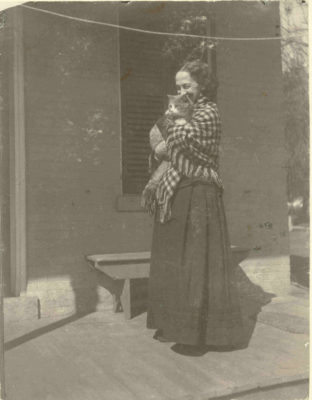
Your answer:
[4,287,309,400]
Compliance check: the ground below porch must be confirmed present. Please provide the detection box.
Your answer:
[3,285,309,400]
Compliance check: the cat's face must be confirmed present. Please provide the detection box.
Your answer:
[166,94,193,117]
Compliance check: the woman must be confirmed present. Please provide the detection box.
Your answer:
[146,60,244,354]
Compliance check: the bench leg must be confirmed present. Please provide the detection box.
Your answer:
[112,294,122,313]
[119,278,149,320]
[120,279,131,319]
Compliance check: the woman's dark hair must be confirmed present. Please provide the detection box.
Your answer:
[180,60,218,101]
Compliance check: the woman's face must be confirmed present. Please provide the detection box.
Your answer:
[175,71,200,102]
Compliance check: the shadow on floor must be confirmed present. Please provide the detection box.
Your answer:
[5,312,89,351]
[5,265,130,352]
[235,264,276,318]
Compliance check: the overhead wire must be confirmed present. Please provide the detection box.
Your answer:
[21,4,304,42]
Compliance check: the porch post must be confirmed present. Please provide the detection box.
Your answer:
[0,13,6,400]
[0,144,6,400]
[0,135,6,400]
[9,6,27,296]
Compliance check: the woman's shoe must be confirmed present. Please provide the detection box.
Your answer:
[153,329,172,342]
[171,343,208,356]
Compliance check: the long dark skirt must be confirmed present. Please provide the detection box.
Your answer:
[146,181,244,346]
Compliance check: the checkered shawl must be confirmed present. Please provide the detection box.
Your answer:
[155,97,223,223]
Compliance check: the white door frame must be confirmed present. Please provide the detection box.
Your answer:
[8,7,27,296]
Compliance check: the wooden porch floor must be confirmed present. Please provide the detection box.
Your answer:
[4,288,309,400]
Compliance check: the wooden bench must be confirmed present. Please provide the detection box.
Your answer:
[86,246,250,319]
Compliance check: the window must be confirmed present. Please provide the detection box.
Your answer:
[119,30,168,194]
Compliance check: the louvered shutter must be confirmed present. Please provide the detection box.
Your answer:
[120,31,166,194]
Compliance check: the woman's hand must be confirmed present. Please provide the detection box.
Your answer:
[174,118,187,126]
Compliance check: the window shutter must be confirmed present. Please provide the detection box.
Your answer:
[120,31,166,194]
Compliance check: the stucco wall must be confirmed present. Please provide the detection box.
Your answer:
[215,1,290,294]
[22,2,289,316]
[23,4,153,315]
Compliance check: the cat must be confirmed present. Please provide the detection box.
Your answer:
[149,93,194,175]
[141,93,194,213]
[165,93,194,125]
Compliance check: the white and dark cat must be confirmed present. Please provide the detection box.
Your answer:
[141,93,194,213]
